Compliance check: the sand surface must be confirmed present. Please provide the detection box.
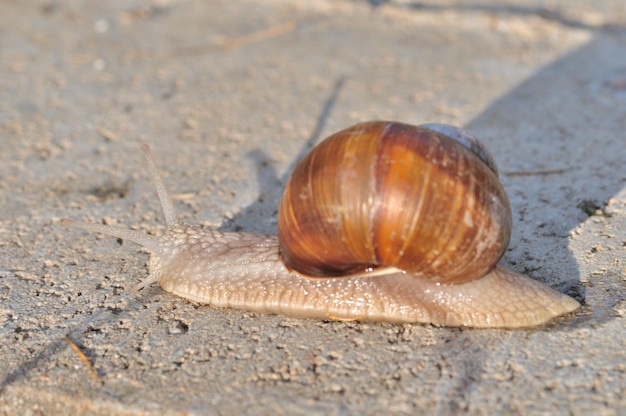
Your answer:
[0,1,624,414]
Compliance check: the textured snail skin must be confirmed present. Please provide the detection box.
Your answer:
[63,127,580,328]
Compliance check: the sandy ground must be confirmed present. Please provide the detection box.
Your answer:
[0,0,625,414]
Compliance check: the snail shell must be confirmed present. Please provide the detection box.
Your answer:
[278,121,511,283]
[62,121,580,328]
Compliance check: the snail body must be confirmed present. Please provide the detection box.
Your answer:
[63,121,580,328]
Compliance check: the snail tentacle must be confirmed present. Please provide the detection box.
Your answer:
[140,144,179,226]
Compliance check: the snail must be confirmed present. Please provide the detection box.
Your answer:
[63,121,580,328]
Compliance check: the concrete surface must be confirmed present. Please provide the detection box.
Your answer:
[1,0,625,414]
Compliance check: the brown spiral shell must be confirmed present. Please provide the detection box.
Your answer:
[277,121,512,284]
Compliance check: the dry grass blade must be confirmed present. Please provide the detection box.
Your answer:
[64,335,100,384]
